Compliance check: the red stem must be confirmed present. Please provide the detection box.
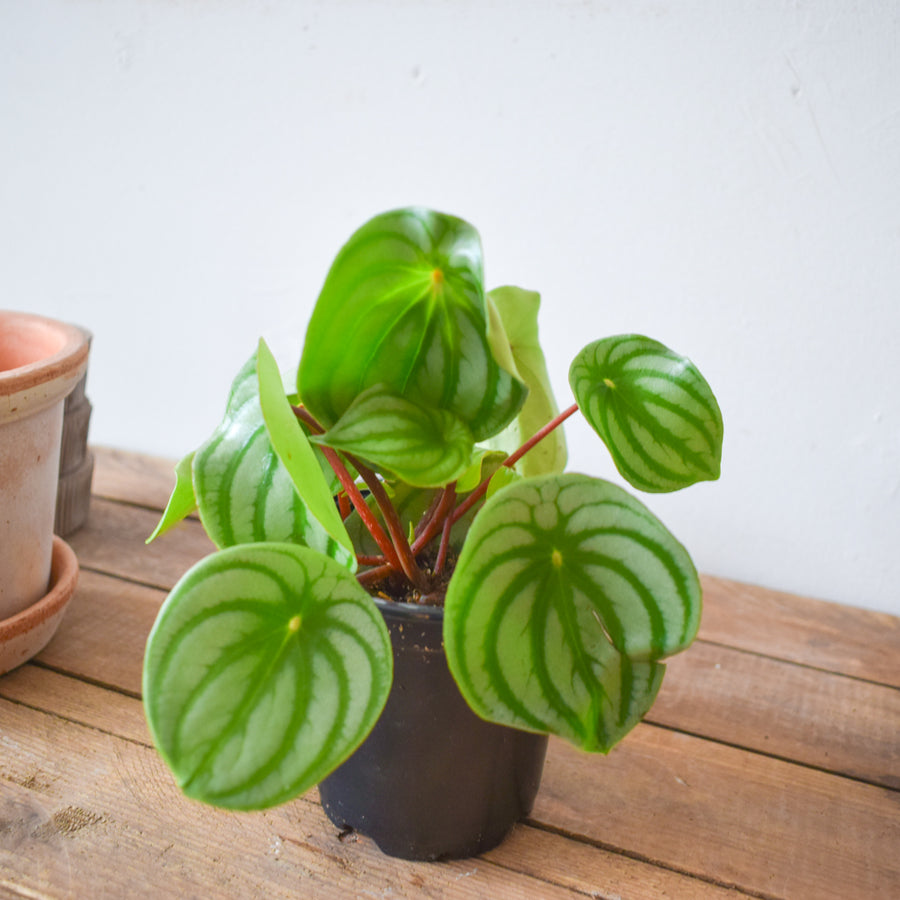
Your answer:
[434,485,456,576]
[351,457,428,592]
[411,484,457,555]
[451,403,579,526]
[316,444,402,572]
[292,403,403,573]
[357,562,394,588]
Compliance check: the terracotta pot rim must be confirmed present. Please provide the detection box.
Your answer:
[0,311,89,422]
[0,309,91,395]
[0,537,79,641]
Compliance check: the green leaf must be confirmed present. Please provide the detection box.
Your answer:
[570,335,723,493]
[256,338,354,562]
[313,386,475,488]
[484,287,567,476]
[298,207,527,442]
[444,473,700,752]
[455,447,508,494]
[147,452,197,543]
[192,352,352,568]
[143,543,392,810]
[486,464,521,499]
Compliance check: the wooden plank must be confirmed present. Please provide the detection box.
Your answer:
[35,569,165,696]
[90,444,178,511]
[536,728,900,900]
[651,640,900,789]
[5,694,893,900]
[0,700,593,899]
[483,825,759,899]
[0,666,149,745]
[700,575,900,687]
[68,497,214,591]
[0,670,755,898]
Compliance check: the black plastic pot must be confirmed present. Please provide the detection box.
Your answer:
[318,598,548,861]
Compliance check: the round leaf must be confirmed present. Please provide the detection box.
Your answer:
[444,474,700,752]
[143,543,392,810]
[298,207,527,442]
[570,335,723,493]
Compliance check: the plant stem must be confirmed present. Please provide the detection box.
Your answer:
[350,456,429,593]
[451,402,579,525]
[317,445,402,572]
[292,402,426,590]
[411,484,457,555]
[357,562,394,588]
[434,484,456,576]
[292,406,403,572]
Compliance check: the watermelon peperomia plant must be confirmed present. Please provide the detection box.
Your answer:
[143,207,723,811]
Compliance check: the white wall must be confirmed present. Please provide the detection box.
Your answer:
[2,1,898,616]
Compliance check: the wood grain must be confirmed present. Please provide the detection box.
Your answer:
[699,574,900,687]
[90,445,180,511]
[536,728,900,900]
[652,640,900,788]
[0,699,602,900]
[67,496,214,591]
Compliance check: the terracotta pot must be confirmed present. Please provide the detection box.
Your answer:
[318,598,548,861]
[0,311,89,622]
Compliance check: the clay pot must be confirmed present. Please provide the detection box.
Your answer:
[0,311,89,632]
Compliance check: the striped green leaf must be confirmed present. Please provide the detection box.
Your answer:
[143,543,392,810]
[256,338,354,562]
[313,386,475,488]
[193,352,352,567]
[298,207,527,443]
[443,474,700,752]
[484,286,567,476]
[570,335,723,493]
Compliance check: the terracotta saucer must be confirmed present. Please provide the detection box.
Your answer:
[0,536,79,676]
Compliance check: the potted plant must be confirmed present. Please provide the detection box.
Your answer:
[143,207,723,860]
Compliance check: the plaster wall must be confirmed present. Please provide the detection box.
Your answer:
[2,1,898,615]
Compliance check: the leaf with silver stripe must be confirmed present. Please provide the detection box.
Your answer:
[570,335,723,493]
[444,473,700,752]
[143,543,392,809]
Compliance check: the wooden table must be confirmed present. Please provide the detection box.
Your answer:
[1,447,898,899]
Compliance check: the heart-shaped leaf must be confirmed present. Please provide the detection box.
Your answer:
[298,207,527,442]
[143,543,392,810]
[313,386,475,488]
[444,473,700,752]
[192,352,352,568]
[570,335,723,493]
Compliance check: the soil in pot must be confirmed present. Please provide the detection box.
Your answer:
[318,597,548,861]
